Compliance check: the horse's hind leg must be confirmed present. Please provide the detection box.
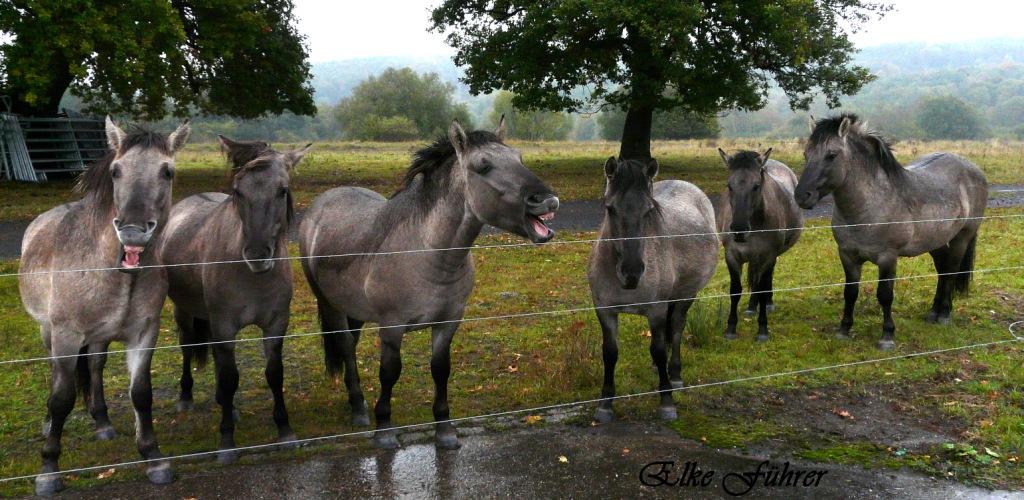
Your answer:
[36,337,79,495]
[927,247,955,324]
[668,300,693,389]
[373,325,406,449]
[875,257,898,351]
[262,316,295,444]
[838,252,864,339]
[647,307,677,421]
[84,342,116,440]
[764,261,777,313]
[430,322,461,449]
[594,309,619,423]
[317,302,368,425]
[725,254,743,339]
[755,258,777,342]
[344,317,368,426]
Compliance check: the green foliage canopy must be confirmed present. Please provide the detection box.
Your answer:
[488,90,573,140]
[334,67,472,141]
[0,0,315,119]
[432,0,887,157]
[915,95,989,140]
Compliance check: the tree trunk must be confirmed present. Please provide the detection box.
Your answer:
[619,104,654,159]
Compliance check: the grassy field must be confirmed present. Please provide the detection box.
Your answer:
[2,138,1023,221]
[0,206,1022,495]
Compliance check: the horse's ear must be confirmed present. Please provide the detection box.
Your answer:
[645,158,659,180]
[603,156,617,179]
[717,148,731,166]
[105,115,126,152]
[448,119,468,162]
[285,143,313,170]
[495,113,508,142]
[808,115,816,134]
[217,134,238,154]
[838,116,853,139]
[168,119,191,153]
[759,148,773,166]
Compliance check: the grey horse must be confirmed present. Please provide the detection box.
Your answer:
[795,114,988,350]
[299,118,559,449]
[158,136,310,463]
[19,118,190,494]
[717,148,803,341]
[588,157,718,423]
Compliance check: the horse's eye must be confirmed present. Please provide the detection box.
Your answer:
[605,205,616,215]
[752,184,760,191]
[825,152,838,162]
[476,162,492,175]
[161,163,174,180]
[278,187,289,198]
[233,188,243,198]
[111,165,122,179]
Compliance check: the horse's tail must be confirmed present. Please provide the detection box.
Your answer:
[303,262,345,377]
[181,317,211,370]
[75,346,90,397]
[953,234,978,297]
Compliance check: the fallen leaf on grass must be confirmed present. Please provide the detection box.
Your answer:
[558,455,569,463]
[97,468,116,479]
[524,415,543,425]
[832,408,854,420]
[622,448,630,455]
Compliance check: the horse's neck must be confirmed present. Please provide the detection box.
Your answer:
[208,201,245,256]
[832,166,904,223]
[389,184,482,270]
[82,197,121,265]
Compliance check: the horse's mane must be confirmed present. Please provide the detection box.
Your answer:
[74,127,171,213]
[394,130,502,197]
[724,150,763,171]
[811,113,908,187]
[607,159,663,221]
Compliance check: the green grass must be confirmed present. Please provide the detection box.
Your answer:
[2,138,1023,221]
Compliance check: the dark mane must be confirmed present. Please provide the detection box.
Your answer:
[395,130,502,196]
[725,150,763,171]
[811,113,907,186]
[608,159,663,220]
[222,139,272,171]
[74,127,170,212]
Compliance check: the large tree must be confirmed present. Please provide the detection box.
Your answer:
[431,1,888,159]
[334,67,472,141]
[0,0,315,118]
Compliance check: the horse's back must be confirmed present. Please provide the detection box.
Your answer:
[653,180,719,292]
[300,186,387,273]
[653,180,717,234]
[164,192,229,245]
[906,153,988,216]
[764,160,798,194]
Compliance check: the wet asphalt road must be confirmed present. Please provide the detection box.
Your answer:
[2,185,1023,260]
[58,419,1020,499]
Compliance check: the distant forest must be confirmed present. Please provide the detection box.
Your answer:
[82,38,1024,142]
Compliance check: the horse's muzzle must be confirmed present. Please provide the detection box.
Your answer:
[795,190,819,209]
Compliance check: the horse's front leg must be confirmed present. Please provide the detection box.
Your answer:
[261,316,296,444]
[594,308,619,423]
[210,319,241,464]
[755,257,777,342]
[876,257,898,351]
[35,337,79,496]
[647,307,677,421]
[125,331,173,485]
[373,325,406,449]
[668,300,693,389]
[85,342,116,440]
[724,254,742,339]
[838,252,864,339]
[430,321,460,449]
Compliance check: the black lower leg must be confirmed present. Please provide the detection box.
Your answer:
[725,262,742,338]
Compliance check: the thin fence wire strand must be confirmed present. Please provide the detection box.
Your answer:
[2,213,1020,279]
[3,264,1022,366]
[3,333,1019,484]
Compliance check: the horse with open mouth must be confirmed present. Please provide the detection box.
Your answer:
[795,114,988,350]
[588,157,719,424]
[18,117,190,495]
[158,136,310,463]
[299,117,559,449]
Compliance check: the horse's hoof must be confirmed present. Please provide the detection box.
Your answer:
[145,462,174,485]
[670,379,684,390]
[756,334,770,343]
[657,405,678,421]
[766,304,776,313]
[925,311,938,323]
[351,404,371,427]
[217,449,241,465]
[723,331,738,340]
[593,407,614,424]
[435,430,460,450]
[95,425,117,441]
[176,399,194,412]
[936,315,951,325]
[744,308,756,316]
[34,474,64,496]
[835,331,852,340]
[232,408,241,422]
[877,339,896,351]
[373,431,401,450]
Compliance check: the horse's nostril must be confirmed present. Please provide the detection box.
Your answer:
[146,221,158,232]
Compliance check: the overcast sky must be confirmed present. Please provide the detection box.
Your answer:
[294,0,1024,63]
